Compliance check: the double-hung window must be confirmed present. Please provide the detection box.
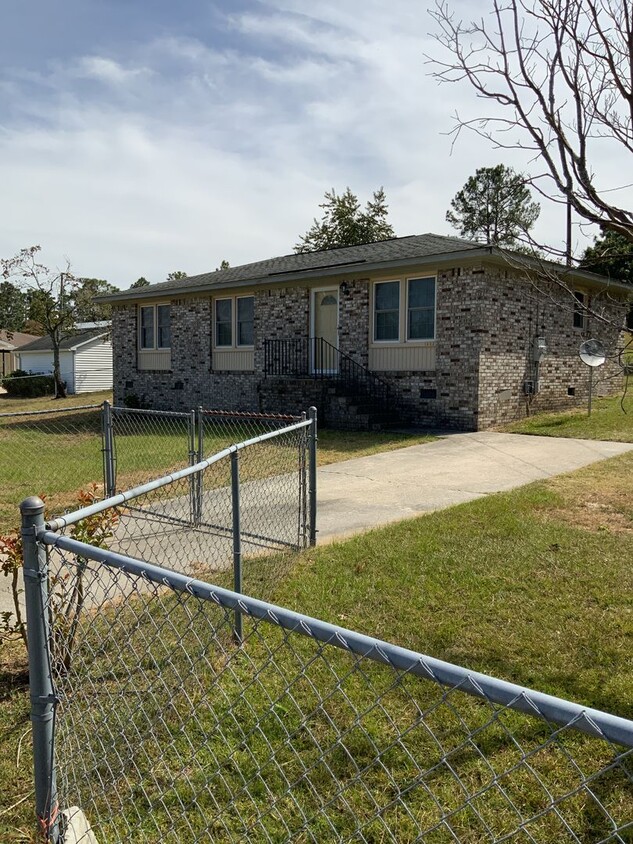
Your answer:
[374,282,400,341]
[373,277,436,342]
[139,304,170,349]
[407,277,435,340]
[215,296,254,347]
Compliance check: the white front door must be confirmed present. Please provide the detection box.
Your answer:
[311,288,339,373]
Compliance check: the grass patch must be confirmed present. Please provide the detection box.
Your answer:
[317,429,436,465]
[0,642,32,843]
[273,452,633,716]
[503,393,633,441]
[0,390,113,415]
[3,452,629,841]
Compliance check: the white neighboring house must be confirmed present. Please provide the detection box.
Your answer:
[17,327,113,394]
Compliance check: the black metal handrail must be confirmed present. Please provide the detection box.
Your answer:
[263,338,396,412]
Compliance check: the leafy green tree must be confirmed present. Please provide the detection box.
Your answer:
[0,281,28,332]
[131,277,150,288]
[582,228,633,284]
[218,260,230,270]
[295,187,395,253]
[167,270,187,281]
[73,278,118,322]
[446,165,540,247]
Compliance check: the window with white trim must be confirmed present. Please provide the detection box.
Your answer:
[374,281,400,341]
[373,277,436,342]
[214,295,254,347]
[139,304,170,349]
[407,277,435,340]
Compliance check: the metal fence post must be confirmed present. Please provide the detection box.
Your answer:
[231,450,243,644]
[196,406,204,524]
[299,411,308,547]
[308,406,318,546]
[101,400,116,497]
[21,496,60,844]
[188,409,197,525]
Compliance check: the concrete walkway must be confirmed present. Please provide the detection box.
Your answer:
[316,431,633,542]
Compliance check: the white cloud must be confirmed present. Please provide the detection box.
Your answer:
[76,56,150,86]
[0,0,626,285]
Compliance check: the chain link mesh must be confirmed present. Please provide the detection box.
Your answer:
[0,404,304,535]
[58,420,309,600]
[0,405,103,531]
[110,408,194,492]
[42,545,633,844]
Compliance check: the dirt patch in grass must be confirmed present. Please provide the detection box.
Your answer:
[537,451,633,534]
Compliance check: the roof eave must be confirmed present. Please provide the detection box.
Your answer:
[98,245,632,304]
[487,247,633,294]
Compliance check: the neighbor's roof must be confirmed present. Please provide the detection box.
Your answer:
[0,330,40,351]
[18,328,109,353]
[100,232,633,303]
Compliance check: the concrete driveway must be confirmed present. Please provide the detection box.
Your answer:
[316,431,633,542]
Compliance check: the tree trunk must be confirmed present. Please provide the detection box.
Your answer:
[52,338,67,399]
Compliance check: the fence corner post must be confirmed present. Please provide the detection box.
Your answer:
[308,406,318,546]
[231,450,243,643]
[21,496,60,844]
[101,400,116,498]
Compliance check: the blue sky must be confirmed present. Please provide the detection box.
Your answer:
[0,0,621,287]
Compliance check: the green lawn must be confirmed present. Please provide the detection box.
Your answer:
[503,393,633,441]
[2,451,631,841]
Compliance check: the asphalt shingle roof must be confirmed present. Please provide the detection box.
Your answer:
[18,329,108,353]
[106,233,484,300]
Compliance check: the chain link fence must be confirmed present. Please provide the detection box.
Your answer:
[48,411,314,600]
[0,404,104,530]
[23,521,633,844]
[0,402,307,534]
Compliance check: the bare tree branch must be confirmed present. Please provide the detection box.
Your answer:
[428,0,633,241]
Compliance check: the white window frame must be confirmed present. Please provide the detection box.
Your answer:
[138,303,171,350]
[406,276,436,342]
[373,280,401,343]
[372,277,437,345]
[213,295,255,349]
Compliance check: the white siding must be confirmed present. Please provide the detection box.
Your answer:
[212,349,255,371]
[369,343,436,372]
[138,349,171,370]
[18,350,75,391]
[74,337,113,393]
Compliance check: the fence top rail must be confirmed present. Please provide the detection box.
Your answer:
[111,405,191,419]
[0,403,102,419]
[201,408,303,422]
[37,528,633,749]
[45,416,312,532]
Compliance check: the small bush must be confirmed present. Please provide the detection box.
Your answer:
[3,369,56,398]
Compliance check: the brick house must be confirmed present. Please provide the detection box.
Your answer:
[104,234,630,430]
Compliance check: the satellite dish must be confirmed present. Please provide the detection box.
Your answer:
[579,339,606,367]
